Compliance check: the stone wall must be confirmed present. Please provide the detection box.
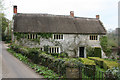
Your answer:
[15,34,102,57]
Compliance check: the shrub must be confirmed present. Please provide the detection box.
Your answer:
[86,46,94,57]
[105,67,120,80]
[94,47,101,58]
[88,57,119,70]
[78,58,96,77]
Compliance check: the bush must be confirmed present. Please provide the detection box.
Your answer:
[105,67,120,80]
[78,58,96,77]
[88,57,119,70]
[86,46,94,57]
[86,47,102,58]
[94,47,101,58]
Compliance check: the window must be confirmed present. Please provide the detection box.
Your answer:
[49,46,60,53]
[90,35,98,40]
[27,34,38,39]
[53,34,63,39]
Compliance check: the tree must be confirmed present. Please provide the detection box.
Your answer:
[0,0,11,41]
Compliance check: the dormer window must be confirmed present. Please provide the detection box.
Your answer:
[90,35,98,40]
[53,34,63,40]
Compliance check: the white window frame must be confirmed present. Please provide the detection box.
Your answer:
[27,34,38,39]
[89,35,98,40]
[53,34,64,40]
[48,46,60,53]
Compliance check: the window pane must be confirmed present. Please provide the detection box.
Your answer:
[52,48,54,53]
[57,47,59,53]
[54,34,56,39]
[28,34,29,39]
[96,36,98,40]
[55,48,56,53]
[49,48,51,53]
[94,36,96,40]
[90,36,91,40]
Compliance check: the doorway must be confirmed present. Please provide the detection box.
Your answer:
[79,47,84,57]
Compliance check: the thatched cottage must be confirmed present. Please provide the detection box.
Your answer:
[12,6,106,58]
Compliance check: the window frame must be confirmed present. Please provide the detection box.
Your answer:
[89,35,98,40]
[53,34,64,40]
[48,46,60,53]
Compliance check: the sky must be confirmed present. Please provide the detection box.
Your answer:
[3,0,119,30]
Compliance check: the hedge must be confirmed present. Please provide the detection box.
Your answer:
[94,47,101,58]
[9,43,84,76]
[88,57,119,70]
[78,58,96,77]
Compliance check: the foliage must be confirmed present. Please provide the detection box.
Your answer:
[105,67,120,80]
[14,32,25,40]
[7,48,60,78]
[100,36,112,57]
[86,46,94,57]
[94,47,101,58]
[43,45,49,53]
[50,52,68,58]
[78,58,96,65]
[86,46,101,58]
[38,33,52,39]
[1,16,10,41]
[88,57,119,70]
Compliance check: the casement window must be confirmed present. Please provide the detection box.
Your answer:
[49,46,60,53]
[53,34,63,40]
[90,35,98,40]
[27,34,38,39]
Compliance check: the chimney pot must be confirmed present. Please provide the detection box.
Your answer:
[13,5,17,15]
[70,11,74,17]
[96,15,100,19]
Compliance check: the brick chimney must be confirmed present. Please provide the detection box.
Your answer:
[96,15,100,19]
[13,5,17,15]
[70,11,74,17]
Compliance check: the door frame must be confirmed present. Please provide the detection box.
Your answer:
[78,46,86,58]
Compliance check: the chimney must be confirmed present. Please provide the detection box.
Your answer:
[96,15,100,19]
[70,11,74,17]
[13,5,17,15]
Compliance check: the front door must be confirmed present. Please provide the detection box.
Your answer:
[79,47,84,57]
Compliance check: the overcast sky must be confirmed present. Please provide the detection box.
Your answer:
[3,0,119,30]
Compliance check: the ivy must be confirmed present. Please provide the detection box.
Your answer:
[38,33,53,39]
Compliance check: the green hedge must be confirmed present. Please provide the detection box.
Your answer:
[78,58,96,77]
[9,43,83,76]
[88,57,119,70]
[94,47,101,58]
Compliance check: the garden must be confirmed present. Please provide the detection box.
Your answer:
[7,43,120,79]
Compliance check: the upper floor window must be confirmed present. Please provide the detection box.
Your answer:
[53,34,63,40]
[28,34,38,39]
[48,46,60,53]
[90,35,98,40]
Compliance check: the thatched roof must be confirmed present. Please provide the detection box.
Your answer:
[13,13,106,34]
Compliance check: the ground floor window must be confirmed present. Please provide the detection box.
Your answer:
[48,46,60,53]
